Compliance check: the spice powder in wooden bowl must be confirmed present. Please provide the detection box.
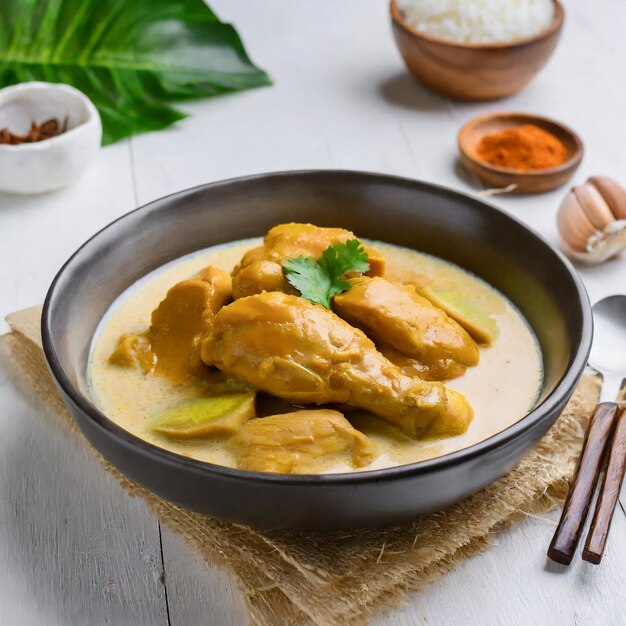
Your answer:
[476,124,567,171]
[458,113,583,193]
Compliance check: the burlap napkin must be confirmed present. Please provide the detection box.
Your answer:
[2,306,600,626]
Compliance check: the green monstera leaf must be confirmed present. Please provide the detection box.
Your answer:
[0,0,270,144]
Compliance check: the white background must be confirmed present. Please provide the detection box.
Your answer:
[0,1,624,624]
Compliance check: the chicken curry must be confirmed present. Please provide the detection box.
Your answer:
[89,223,543,474]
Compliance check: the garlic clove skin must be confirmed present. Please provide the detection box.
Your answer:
[575,184,614,230]
[560,221,626,264]
[585,221,626,263]
[557,176,626,264]
[589,176,626,219]
[557,191,597,253]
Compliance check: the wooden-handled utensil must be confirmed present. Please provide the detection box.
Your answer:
[548,295,626,565]
[582,407,626,563]
[547,403,617,564]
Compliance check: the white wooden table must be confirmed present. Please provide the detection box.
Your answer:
[1,1,625,624]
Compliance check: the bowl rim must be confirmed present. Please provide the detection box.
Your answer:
[41,169,592,487]
[0,81,101,152]
[458,111,584,177]
[390,0,564,51]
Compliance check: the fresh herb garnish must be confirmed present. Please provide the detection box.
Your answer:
[283,239,370,309]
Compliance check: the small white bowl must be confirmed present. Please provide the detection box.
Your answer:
[0,82,102,194]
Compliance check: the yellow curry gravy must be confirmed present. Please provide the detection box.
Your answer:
[89,239,543,473]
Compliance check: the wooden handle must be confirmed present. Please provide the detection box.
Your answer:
[582,406,626,564]
[547,402,618,565]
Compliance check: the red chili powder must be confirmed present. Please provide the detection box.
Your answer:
[476,124,567,171]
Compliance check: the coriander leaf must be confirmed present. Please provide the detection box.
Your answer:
[0,0,271,145]
[318,239,370,298]
[282,239,370,309]
[283,255,333,308]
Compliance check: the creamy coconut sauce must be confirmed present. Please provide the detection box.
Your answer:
[89,239,543,473]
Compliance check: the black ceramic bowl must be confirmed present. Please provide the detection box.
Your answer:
[42,171,592,530]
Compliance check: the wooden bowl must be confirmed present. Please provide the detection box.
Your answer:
[458,112,584,194]
[390,0,564,101]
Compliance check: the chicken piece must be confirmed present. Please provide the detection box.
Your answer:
[109,276,228,383]
[201,292,473,438]
[333,277,479,369]
[143,279,216,382]
[109,267,232,382]
[232,223,385,299]
[193,265,233,312]
[228,409,377,473]
[108,333,155,372]
[232,255,294,299]
[390,271,431,291]
[377,342,466,381]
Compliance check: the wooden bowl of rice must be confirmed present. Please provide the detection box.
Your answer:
[390,0,564,101]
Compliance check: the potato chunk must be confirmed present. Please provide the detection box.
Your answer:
[229,409,378,473]
[148,392,256,439]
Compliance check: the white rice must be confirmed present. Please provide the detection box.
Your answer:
[396,0,555,44]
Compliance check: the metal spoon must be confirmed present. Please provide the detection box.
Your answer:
[589,295,626,402]
[548,295,626,565]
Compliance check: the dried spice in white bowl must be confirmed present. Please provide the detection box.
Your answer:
[0,82,101,194]
[0,117,68,145]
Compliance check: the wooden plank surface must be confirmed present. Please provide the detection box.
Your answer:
[1,0,625,624]
[0,349,168,626]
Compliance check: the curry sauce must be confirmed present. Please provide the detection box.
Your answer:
[89,237,543,474]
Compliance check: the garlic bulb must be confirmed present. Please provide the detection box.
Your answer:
[557,176,626,264]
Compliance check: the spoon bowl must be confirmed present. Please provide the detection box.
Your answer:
[590,295,626,402]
